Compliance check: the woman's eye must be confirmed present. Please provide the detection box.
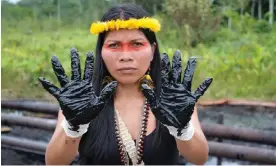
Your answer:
[132,42,143,47]
[109,43,119,48]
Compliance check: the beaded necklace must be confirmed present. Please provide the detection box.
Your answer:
[114,99,150,165]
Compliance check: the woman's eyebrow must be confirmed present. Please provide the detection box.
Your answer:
[105,38,146,43]
[105,40,119,43]
[130,38,145,42]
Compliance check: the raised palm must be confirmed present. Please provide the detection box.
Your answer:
[142,50,213,130]
[39,48,117,130]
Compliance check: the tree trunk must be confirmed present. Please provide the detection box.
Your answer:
[33,5,37,22]
[251,0,255,17]
[153,3,157,15]
[269,0,274,25]
[57,0,60,24]
[258,0,262,20]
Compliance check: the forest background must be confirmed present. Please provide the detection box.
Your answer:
[1,0,276,101]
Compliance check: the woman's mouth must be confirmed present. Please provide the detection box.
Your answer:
[117,67,137,73]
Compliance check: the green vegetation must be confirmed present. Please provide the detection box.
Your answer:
[1,0,276,101]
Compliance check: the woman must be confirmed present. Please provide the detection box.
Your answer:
[39,4,213,165]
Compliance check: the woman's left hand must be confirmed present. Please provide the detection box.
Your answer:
[142,50,213,132]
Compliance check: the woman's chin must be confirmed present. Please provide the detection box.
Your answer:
[116,78,140,86]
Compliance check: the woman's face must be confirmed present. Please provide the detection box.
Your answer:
[102,29,155,85]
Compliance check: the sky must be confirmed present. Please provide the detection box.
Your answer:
[4,0,21,4]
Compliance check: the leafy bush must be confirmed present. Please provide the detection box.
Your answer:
[253,20,272,33]
[162,0,222,46]
[2,8,276,100]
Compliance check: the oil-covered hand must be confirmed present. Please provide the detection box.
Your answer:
[39,48,117,131]
[142,50,212,133]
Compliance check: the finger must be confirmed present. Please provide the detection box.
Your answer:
[83,52,94,82]
[70,47,81,82]
[182,57,197,91]
[194,78,213,100]
[141,83,158,109]
[171,50,182,83]
[160,53,170,83]
[38,77,59,98]
[100,81,118,101]
[51,56,69,87]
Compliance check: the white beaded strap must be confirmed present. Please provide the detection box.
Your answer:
[164,121,195,141]
[115,109,144,165]
[61,118,90,138]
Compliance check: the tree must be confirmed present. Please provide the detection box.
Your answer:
[119,0,164,15]
[269,0,274,24]
[163,0,220,46]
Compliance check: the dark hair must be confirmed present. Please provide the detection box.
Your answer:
[93,4,161,97]
[78,4,162,164]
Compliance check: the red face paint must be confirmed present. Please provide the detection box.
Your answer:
[103,41,149,52]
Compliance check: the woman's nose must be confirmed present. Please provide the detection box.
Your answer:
[119,52,134,62]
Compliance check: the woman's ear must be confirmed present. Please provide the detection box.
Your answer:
[152,42,156,53]
[150,42,157,61]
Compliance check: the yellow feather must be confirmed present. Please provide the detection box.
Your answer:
[90,17,161,35]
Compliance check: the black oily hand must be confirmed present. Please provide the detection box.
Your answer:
[142,50,213,129]
[38,48,117,129]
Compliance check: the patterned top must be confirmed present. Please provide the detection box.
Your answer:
[77,98,180,165]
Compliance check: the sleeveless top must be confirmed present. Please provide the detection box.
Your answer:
[77,97,180,165]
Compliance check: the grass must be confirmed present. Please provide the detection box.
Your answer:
[2,18,276,101]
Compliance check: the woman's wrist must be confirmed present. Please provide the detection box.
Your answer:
[61,119,90,138]
[164,121,195,141]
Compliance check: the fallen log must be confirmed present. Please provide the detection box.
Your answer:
[1,100,59,115]
[2,113,276,146]
[1,135,47,155]
[202,123,276,146]
[209,141,276,164]
[1,126,12,133]
[1,135,275,164]
[197,99,276,108]
[1,113,56,131]
[2,99,276,115]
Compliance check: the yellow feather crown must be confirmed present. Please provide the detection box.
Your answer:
[90,17,161,35]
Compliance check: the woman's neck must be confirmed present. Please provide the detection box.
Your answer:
[114,82,144,101]
[114,82,145,115]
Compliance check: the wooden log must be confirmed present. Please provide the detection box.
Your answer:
[2,135,276,164]
[1,113,56,131]
[209,141,276,164]
[1,100,59,114]
[197,99,276,108]
[2,113,276,146]
[1,126,12,133]
[202,123,276,146]
[1,135,47,155]
[2,99,276,115]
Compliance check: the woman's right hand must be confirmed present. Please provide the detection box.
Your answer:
[141,51,212,140]
[39,48,117,132]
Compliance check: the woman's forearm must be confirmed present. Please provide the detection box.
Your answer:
[176,128,209,165]
[175,106,209,165]
[45,111,81,165]
[45,125,81,165]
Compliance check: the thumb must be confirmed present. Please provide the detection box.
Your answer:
[141,83,158,109]
[38,77,59,98]
[99,81,117,101]
[194,77,213,100]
